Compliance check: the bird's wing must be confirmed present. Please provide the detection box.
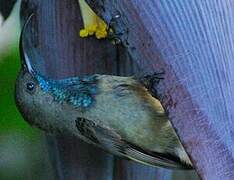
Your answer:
[75,117,193,169]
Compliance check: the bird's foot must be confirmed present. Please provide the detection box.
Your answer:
[139,70,165,97]
[143,70,164,85]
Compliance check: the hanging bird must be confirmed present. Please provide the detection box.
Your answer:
[15,14,193,169]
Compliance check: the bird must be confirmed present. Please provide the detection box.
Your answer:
[15,14,193,170]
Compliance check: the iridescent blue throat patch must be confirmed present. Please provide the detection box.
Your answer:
[36,74,98,108]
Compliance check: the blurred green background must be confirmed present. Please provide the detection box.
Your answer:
[0,2,53,180]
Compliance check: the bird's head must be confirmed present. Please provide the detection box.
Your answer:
[15,14,59,133]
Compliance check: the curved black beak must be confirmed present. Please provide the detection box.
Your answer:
[19,13,35,75]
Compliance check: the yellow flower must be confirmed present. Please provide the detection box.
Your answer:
[96,30,107,39]
[78,0,108,39]
[87,25,97,35]
[79,29,89,37]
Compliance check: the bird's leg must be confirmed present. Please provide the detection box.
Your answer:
[139,71,165,97]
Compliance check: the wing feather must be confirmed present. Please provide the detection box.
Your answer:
[75,117,193,169]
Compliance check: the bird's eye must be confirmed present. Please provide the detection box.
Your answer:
[26,82,35,92]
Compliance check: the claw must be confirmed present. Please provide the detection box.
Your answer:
[139,71,165,97]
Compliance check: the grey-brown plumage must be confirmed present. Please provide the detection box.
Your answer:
[15,14,193,170]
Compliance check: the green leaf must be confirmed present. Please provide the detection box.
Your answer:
[0,46,39,137]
